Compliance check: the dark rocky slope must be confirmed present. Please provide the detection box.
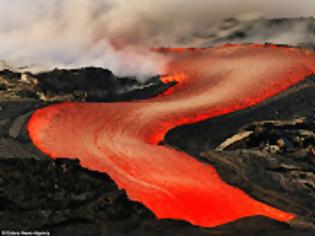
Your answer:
[0,67,173,102]
[1,159,313,236]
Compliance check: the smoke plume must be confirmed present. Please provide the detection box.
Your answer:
[0,0,314,77]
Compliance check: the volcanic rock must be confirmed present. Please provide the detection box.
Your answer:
[1,158,314,236]
[0,67,173,102]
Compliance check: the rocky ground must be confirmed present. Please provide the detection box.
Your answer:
[0,67,315,235]
[3,158,313,236]
[0,68,173,102]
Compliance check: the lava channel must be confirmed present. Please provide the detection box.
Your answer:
[27,44,315,227]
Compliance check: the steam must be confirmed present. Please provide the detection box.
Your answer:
[200,17,315,47]
[0,0,314,77]
[0,0,168,78]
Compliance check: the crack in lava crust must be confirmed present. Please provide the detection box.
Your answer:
[27,44,315,227]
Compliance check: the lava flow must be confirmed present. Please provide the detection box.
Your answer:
[27,44,315,227]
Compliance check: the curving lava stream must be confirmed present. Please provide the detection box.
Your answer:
[27,44,315,227]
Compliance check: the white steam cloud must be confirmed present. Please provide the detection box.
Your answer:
[0,0,314,77]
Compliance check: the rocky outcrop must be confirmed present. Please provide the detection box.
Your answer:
[201,117,315,226]
[0,67,173,102]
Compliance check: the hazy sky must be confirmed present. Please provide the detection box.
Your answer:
[0,0,314,76]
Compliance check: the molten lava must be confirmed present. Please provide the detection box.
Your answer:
[27,44,315,227]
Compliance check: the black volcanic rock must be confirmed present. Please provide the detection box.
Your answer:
[0,70,21,81]
[197,118,315,225]
[36,67,118,94]
[0,67,174,102]
[1,158,313,236]
[35,67,173,102]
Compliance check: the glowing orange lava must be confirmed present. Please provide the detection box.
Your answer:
[27,44,315,227]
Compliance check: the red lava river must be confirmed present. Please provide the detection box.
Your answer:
[27,44,315,227]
